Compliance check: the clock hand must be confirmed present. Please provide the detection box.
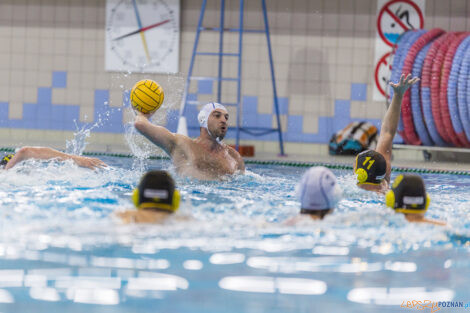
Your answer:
[112,20,170,41]
[140,32,151,63]
[131,0,150,62]
[131,0,144,29]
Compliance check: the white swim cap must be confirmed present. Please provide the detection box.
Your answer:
[297,166,342,211]
[198,102,227,129]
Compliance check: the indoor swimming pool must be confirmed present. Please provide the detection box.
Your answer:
[0,157,469,313]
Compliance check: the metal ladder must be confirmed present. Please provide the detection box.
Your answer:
[177,0,285,155]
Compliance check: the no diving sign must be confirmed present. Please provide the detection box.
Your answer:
[377,0,424,47]
[374,52,393,98]
[373,0,425,101]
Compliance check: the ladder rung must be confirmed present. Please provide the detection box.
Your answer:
[239,127,279,136]
[199,27,265,33]
[186,100,203,105]
[186,101,239,106]
[186,100,238,106]
[189,76,238,82]
[195,52,240,57]
[241,127,278,131]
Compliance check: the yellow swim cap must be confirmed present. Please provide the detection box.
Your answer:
[132,170,180,213]
[354,150,386,185]
[386,174,430,214]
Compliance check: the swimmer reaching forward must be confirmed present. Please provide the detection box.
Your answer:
[354,74,419,193]
[134,102,245,180]
[2,146,105,170]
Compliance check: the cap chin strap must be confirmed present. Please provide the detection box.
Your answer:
[206,127,222,143]
[394,208,427,214]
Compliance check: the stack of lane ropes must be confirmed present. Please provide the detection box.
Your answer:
[390,29,470,148]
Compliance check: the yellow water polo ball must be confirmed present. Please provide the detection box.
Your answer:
[130,79,165,114]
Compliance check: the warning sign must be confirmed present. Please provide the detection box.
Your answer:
[372,0,425,101]
[374,52,393,98]
[377,0,424,47]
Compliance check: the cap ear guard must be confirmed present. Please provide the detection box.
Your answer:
[173,190,181,211]
[355,168,368,184]
[385,189,395,209]
[385,189,431,213]
[132,188,139,208]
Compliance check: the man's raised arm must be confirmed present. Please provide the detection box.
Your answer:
[134,112,178,155]
[376,74,419,178]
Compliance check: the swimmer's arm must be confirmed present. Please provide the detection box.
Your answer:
[376,74,419,180]
[4,146,106,170]
[405,214,447,226]
[134,113,177,155]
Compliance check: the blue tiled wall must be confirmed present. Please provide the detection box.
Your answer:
[0,71,123,133]
[2,72,391,144]
[180,81,385,143]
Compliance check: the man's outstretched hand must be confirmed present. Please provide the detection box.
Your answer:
[73,156,107,170]
[389,73,420,96]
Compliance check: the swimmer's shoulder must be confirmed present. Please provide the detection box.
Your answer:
[225,144,241,158]
[173,134,195,150]
[117,209,170,224]
[225,144,245,170]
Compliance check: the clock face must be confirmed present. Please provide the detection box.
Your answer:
[105,0,180,73]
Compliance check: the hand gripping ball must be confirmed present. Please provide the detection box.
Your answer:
[130,80,165,114]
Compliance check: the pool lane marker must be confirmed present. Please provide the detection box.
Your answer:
[0,147,467,176]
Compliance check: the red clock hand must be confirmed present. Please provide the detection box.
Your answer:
[112,19,170,41]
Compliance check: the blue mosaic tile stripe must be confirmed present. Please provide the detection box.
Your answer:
[277,97,289,115]
[1,73,400,144]
[52,71,67,88]
[0,102,10,127]
[197,79,213,95]
[351,83,367,101]
[93,90,124,133]
[1,71,124,133]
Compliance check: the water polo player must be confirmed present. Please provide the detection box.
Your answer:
[117,170,182,224]
[134,102,245,180]
[286,166,342,224]
[386,174,445,226]
[354,74,419,193]
[1,146,105,170]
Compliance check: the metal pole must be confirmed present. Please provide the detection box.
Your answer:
[236,0,244,150]
[261,0,285,155]
[217,0,225,103]
[179,0,207,118]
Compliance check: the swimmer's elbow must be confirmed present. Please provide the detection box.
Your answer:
[16,146,33,159]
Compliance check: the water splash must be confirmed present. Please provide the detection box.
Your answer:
[65,120,95,155]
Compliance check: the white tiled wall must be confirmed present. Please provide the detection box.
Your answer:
[0,0,469,156]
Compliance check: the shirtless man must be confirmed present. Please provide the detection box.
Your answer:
[134,102,245,180]
[2,146,105,170]
[354,74,419,193]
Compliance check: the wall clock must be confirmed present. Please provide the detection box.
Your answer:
[105,0,180,73]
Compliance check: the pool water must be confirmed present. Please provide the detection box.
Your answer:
[0,156,469,313]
